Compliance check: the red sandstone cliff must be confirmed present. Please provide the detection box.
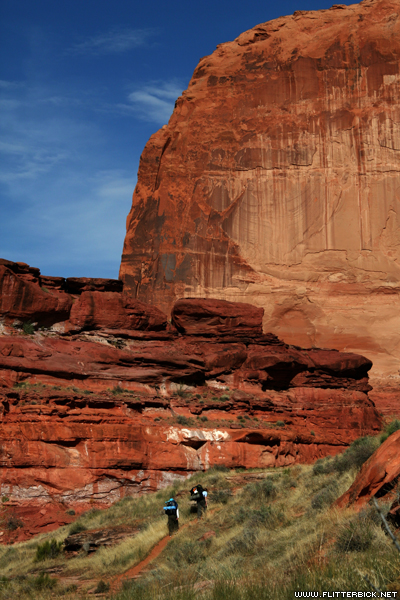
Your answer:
[120,0,400,385]
[0,260,382,538]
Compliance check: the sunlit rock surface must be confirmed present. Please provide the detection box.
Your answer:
[120,0,400,383]
[0,263,382,539]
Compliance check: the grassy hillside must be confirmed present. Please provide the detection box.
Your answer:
[0,432,399,599]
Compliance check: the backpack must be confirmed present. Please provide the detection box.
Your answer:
[163,498,177,516]
[190,484,204,502]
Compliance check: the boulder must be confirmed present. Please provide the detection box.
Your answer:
[171,298,264,337]
[67,291,168,333]
[336,430,400,509]
[0,265,71,326]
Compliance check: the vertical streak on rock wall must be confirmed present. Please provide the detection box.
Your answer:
[120,0,400,380]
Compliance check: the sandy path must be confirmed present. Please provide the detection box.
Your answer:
[111,522,191,592]
[112,508,220,592]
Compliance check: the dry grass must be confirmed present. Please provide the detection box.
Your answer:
[0,442,399,599]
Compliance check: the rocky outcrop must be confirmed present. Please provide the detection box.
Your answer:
[119,0,400,384]
[0,318,373,393]
[67,292,168,334]
[0,259,164,336]
[0,259,382,540]
[0,264,72,326]
[171,298,264,337]
[336,430,400,526]
[0,385,380,516]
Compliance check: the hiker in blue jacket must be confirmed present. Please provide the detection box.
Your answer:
[163,497,179,536]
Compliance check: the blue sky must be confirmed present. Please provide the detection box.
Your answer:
[0,0,354,279]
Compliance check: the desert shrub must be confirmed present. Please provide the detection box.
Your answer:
[94,580,110,593]
[225,528,257,556]
[334,515,375,553]
[234,505,284,531]
[35,539,63,561]
[210,489,232,505]
[66,509,75,516]
[176,383,187,397]
[31,572,57,590]
[65,583,78,593]
[168,540,205,565]
[209,465,230,473]
[200,415,208,422]
[22,321,35,335]
[220,394,230,401]
[247,506,276,528]
[333,436,379,473]
[380,419,400,444]
[311,482,338,510]
[176,415,192,426]
[314,436,379,476]
[6,516,23,531]
[111,384,125,395]
[85,508,101,520]
[312,458,334,476]
[68,521,87,535]
[276,420,285,427]
[244,478,277,501]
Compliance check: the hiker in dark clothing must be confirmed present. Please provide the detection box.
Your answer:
[190,485,207,518]
[163,497,179,536]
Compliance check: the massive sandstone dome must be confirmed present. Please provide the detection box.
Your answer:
[120,0,400,383]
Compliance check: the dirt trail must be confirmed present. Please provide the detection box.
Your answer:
[110,474,276,592]
[111,523,189,592]
[112,507,221,591]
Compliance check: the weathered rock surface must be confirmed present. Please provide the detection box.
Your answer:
[171,298,264,337]
[0,259,164,336]
[0,326,373,393]
[0,265,72,326]
[67,291,168,333]
[0,385,379,510]
[336,430,400,525]
[120,0,400,384]
[0,260,383,540]
[63,526,139,555]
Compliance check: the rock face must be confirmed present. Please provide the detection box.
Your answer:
[0,260,164,336]
[120,0,400,383]
[171,298,264,337]
[0,261,382,540]
[336,430,400,526]
[0,383,380,542]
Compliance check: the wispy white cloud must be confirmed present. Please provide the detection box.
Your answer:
[119,80,183,124]
[0,81,134,278]
[0,83,96,183]
[68,28,154,55]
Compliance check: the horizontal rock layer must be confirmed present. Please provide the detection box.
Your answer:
[0,383,380,541]
[119,0,400,384]
[0,261,382,540]
[0,260,164,333]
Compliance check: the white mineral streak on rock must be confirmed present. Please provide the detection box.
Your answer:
[166,426,230,443]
